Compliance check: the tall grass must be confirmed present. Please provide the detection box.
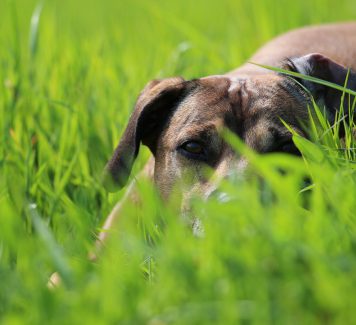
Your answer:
[1,0,356,323]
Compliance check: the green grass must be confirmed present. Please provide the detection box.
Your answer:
[1,0,356,323]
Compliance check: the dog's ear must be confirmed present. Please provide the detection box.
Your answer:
[288,53,356,119]
[102,77,190,192]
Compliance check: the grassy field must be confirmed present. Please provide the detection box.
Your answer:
[1,0,356,323]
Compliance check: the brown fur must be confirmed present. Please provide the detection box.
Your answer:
[49,22,356,287]
[102,21,356,238]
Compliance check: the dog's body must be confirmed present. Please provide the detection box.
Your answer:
[49,22,356,287]
[229,22,356,77]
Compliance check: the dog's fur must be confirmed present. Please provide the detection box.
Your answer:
[104,22,356,204]
[49,22,356,287]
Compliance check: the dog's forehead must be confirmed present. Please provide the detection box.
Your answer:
[173,77,233,120]
[196,74,286,108]
[166,74,304,140]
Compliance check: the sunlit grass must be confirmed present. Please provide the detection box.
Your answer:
[1,0,356,323]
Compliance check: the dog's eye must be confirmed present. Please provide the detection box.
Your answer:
[183,141,204,154]
[178,141,206,160]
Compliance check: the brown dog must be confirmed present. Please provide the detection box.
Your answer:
[103,22,356,203]
[49,22,356,287]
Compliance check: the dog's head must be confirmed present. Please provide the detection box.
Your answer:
[103,53,355,204]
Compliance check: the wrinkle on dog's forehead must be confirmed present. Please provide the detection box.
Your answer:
[227,76,283,124]
[224,74,311,151]
[236,75,309,125]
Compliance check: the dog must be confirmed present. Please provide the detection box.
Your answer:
[103,22,356,209]
[49,22,356,287]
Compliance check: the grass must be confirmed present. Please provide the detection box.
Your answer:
[1,0,356,323]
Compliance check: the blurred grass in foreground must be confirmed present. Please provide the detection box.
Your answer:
[1,0,356,323]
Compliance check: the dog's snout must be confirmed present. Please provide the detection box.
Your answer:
[213,190,232,203]
[207,188,232,203]
[203,158,248,202]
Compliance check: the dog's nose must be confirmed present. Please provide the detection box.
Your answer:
[205,166,246,202]
[207,188,232,203]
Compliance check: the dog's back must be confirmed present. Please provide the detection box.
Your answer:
[229,22,356,76]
